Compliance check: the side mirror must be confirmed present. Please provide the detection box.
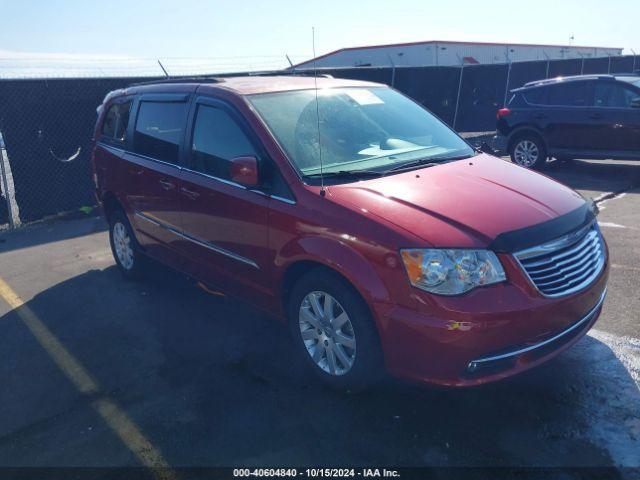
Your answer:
[631,97,640,108]
[230,156,259,187]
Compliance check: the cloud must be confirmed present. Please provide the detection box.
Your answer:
[0,50,288,79]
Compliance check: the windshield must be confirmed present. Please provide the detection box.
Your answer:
[248,87,474,177]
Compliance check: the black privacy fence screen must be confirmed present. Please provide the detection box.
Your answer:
[0,55,638,228]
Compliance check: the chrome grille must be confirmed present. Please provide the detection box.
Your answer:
[515,222,605,297]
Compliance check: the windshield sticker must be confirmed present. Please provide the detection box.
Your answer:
[345,89,384,105]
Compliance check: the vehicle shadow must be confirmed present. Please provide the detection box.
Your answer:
[540,159,640,196]
[0,263,638,470]
[0,215,106,254]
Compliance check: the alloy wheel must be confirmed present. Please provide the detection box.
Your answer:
[514,140,540,167]
[298,291,356,376]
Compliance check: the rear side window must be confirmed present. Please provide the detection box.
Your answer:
[101,101,131,142]
[190,105,257,180]
[507,93,527,107]
[133,101,188,164]
[523,87,548,105]
[547,82,588,107]
[594,83,639,108]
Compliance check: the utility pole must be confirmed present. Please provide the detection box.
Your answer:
[452,55,464,131]
[504,51,512,107]
[543,51,551,78]
[0,137,16,228]
[387,54,396,87]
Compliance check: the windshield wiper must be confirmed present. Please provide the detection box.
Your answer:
[384,158,440,173]
[385,154,474,173]
[304,169,384,179]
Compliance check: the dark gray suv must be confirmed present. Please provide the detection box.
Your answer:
[494,74,640,169]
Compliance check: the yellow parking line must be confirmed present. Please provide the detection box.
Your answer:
[0,276,176,480]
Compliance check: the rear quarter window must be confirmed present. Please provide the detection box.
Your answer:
[101,101,131,143]
[507,93,527,107]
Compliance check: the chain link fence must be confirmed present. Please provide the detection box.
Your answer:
[0,55,638,230]
[0,77,161,229]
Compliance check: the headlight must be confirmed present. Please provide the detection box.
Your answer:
[400,249,506,295]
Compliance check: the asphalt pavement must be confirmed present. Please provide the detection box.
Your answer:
[0,158,638,478]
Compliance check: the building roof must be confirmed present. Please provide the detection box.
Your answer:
[291,39,625,69]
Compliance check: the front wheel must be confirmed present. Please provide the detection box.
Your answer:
[288,269,383,391]
[510,134,547,170]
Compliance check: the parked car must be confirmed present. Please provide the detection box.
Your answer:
[494,74,640,169]
[92,75,608,389]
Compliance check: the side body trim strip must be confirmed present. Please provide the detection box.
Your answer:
[134,211,259,269]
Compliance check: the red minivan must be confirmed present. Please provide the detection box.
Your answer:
[92,75,608,389]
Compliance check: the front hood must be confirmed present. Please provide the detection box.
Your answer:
[326,155,585,248]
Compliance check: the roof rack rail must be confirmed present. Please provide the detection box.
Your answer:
[130,76,224,87]
[240,70,334,78]
[129,70,334,87]
[522,74,616,88]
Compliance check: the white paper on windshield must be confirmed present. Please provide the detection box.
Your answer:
[345,89,384,105]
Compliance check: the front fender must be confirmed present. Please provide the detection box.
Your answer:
[275,235,393,307]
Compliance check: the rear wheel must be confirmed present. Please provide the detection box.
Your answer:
[108,209,146,279]
[510,133,547,170]
[288,269,383,391]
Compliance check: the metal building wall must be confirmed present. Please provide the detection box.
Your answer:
[296,42,624,69]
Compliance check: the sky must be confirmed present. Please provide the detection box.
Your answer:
[0,0,638,76]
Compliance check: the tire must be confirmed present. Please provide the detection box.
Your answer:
[288,269,384,391]
[108,209,146,279]
[510,133,548,170]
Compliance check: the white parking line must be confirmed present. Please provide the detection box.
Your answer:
[598,222,626,229]
[594,191,628,212]
[0,276,176,480]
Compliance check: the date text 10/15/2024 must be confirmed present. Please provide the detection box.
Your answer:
[233,469,401,478]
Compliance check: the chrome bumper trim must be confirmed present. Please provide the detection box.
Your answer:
[467,287,607,372]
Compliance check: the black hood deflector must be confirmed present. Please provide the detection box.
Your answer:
[490,200,596,253]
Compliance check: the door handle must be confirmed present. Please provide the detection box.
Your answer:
[589,113,603,119]
[180,187,200,200]
[129,168,144,175]
[159,179,175,190]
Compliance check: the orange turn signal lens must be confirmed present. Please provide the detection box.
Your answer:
[401,250,424,284]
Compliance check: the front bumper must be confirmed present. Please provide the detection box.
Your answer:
[466,287,606,373]
[372,258,609,387]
